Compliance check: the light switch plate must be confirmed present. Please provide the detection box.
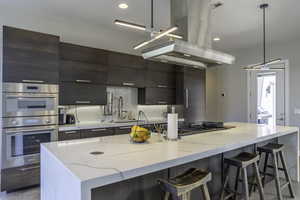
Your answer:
[294,108,300,115]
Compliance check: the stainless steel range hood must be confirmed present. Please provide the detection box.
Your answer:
[142,0,235,68]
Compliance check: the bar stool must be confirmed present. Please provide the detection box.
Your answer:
[158,168,212,200]
[221,152,265,200]
[257,143,295,200]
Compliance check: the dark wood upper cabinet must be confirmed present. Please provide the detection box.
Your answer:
[108,52,146,69]
[107,66,145,88]
[146,61,176,88]
[107,52,147,87]
[60,42,108,65]
[59,43,108,84]
[59,82,107,105]
[138,87,176,105]
[3,26,59,84]
[60,60,107,84]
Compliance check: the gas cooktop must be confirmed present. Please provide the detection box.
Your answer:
[178,122,234,136]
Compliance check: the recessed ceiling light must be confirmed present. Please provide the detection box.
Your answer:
[213,37,221,41]
[118,3,128,9]
[183,54,191,57]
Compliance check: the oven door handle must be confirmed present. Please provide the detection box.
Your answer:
[5,95,56,99]
[5,126,56,134]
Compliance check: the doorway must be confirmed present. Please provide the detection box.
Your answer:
[247,60,289,126]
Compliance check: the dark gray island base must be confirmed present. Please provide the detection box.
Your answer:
[92,139,278,200]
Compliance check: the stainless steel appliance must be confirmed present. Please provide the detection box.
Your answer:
[1,83,58,191]
[2,125,57,169]
[142,0,235,68]
[3,83,58,117]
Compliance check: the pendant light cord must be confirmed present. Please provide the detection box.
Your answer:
[263,5,266,64]
[151,0,154,29]
[260,3,269,64]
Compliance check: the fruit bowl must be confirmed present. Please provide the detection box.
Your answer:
[129,125,151,143]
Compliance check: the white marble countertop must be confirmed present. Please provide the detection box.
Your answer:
[42,122,299,190]
[58,120,168,131]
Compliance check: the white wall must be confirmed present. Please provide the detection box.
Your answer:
[209,39,300,126]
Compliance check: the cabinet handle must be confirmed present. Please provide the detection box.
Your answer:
[119,126,131,129]
[64,131,77,134]
[185,88,189,109]
[18,166,40,172]
[123,82,135,86]
[158,101,167,104]
[76,101,91,104]
[76,80,92,83]
[22,80,44,83]
[91,129,107,132]
[157,85,168,88]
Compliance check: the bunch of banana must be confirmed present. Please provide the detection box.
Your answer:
[130,125,151,143]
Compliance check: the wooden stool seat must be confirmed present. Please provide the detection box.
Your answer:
[257,143,284,153]
[158,168,212,200]
[221,152,265,200]
[257,143,295,200]
[224,152,260,168]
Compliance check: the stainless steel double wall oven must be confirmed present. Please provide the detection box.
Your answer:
[2,83,58,176]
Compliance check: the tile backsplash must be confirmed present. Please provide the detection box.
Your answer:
[62,87,168,123]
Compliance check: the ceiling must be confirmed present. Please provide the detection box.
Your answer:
[0,0,300,54]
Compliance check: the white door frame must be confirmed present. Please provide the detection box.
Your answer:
[247,59,290,125]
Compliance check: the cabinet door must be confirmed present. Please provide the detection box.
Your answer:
[60,42,108,65]
[3,26,59,84]
[60,60,108,84]
[1,164,40,192]
[107,66,145,88]
[114,126,132,135]
[59,83,107,105]
[108,52,146,69]
[58,130,81,141]
[81,128,114,138]
[138,88,176,105]
[146,70,176,88]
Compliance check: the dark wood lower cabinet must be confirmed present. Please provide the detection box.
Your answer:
[114,126,132,135]
[1,164,40,192]
[81,128,114,138]
[58,130,81,141]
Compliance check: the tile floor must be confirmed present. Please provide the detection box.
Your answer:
[0,180,300,200]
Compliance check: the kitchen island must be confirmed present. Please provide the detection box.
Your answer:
[41,123,299,200]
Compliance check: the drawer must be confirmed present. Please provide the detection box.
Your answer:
[81,128,114,138]
[1,164,40,192]
[114,126,132,135]
[58,130,81,141]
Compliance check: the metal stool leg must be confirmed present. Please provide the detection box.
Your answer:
[279,151,295,198]
[234,167,241,200]
[201,184,211,200]
[254,162,265,200]
[242,167,250,200]
[272,152,283,200]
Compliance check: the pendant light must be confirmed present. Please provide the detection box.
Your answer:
[242,3,282,70]
[114,0,182,48]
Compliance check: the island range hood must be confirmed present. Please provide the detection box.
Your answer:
[142,0,235,68]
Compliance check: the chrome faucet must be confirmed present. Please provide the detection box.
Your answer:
[118,96,127,119]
